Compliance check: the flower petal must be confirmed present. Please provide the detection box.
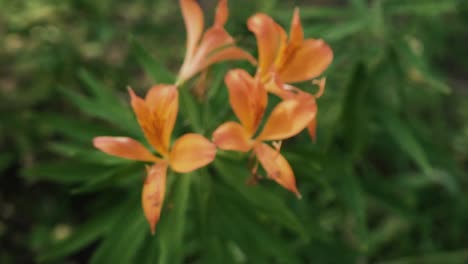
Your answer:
[212,121,252,152]
[178,1,254,84]
[93,136,159,162]
[308,117,317,143]
[129,88,166,156]
[201,46,256,70]
[180,0,204,64]
[169,133,217,173]
[264,74,297,100]
[145,85,179,154]
[178,27,235,83]
[248,13,283,79]
[257,95,317,141]
[142,162,168,234]
[278,39,333,83]
[214,0,228,27]
[225,69,267,135]
[129,87,177,156]
[254,143,300,197]
[289,8,304,48]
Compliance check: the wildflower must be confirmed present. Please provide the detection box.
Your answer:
[269,76,326,141]
[212,69,317,196]
[248,9,331,141]
[177,0,256,85]
[93,85,216,233]
[247,8,333,88]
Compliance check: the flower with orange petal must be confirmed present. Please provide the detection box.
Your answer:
[270,76,326,141]
[248,8,333,88]
[212,69,317,197]
[176,0,256,85]
[248,9,332,141]
[93,85,216,234]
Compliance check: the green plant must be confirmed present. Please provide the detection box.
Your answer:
[5,0,467,263]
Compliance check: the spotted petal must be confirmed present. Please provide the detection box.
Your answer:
[142,162,168,234]
[254,143,300,197]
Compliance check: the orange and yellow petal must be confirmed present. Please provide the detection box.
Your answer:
[212,121,252,152]
[93,136,159,162]
[129,88,166,156]
[142,162,168,234]
[264,74,297,100]
[180,0,204,63]
[289,8,304,47]
[178,27,234,83]
[144,85,179,155]
[225,69,267,135]
[177,0,255,84]
[278,39,333,83]
[253,143,300,197]
[214,0,228,27]
[169,133,217,173]
[307,117,317,143]
[201,46,256,71]
[257,95,317,141]
[248,14,283,79]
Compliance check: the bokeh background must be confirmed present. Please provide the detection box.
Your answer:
[2,0,468,263]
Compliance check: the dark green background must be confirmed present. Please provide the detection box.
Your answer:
[1,0,468,263]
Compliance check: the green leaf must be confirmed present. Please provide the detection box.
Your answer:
[395,40,451,94]
[78,70,138,126]
[386,0,458,16]
[90,193,148,264]
[156,173,192,264]
[21,161,112,184]
[382,112,432,174]
[395,168,460,196]
[37,113,116,143]
[38,205,122,263]
[274,6,350,20]
[179,87,204,133]
[339,164,368,252]
[379,249,468,264]
[337,63,370,158]
[47,142,135,166]
[209,190,302,263]
[71,163,142,194]
[322,19,366,41]
[131,39,175,84]
[214,158,307,238]
[350,0,367,13]
[78,69,119,105]
[59,88,139,137]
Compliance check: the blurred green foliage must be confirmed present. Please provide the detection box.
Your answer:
[1,0,468,263]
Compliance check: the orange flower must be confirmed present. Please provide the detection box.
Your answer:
[93,85,216,233]
[247,8,333,87]
[212,69,317,196]
[248,9,331,141]
[268,77,326,141]
[176,0,256,85]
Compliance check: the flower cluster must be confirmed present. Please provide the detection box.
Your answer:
[93,0,332,234]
